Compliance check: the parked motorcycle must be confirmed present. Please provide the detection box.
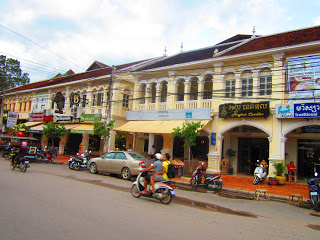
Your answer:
[253,160,268,185]
[190,173,223,190]
[68,151,91,170]
[131,171,175,204]
[307,162,320,212]
[10,156,30,172]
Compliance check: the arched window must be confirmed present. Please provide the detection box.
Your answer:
[241,70,253,97]
[259,68,272,96]
[139,84,146,104]
[225,73,235,98]
[203,76,213,99]
[150,83,156,103]
[160,82,167,102]
[176,79,185,101]
[190,78,198,100]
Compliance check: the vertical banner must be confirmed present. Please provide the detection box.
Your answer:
[7,111,18,128]
[211,132,216,145]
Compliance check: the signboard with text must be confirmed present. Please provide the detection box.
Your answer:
[80,114,102,122]
[6,112,18,128]
[126,108,211,120]
[219,102,270,118]
[276,103,320,118]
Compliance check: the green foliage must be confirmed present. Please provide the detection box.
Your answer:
[8,124,31,136]
[226,148,236,157]
[93,120,115,138]
[0,55,30,91]
[43,122,67,146]
[170,121,204,149]
[273,162,286,176]
[115,132,127,150]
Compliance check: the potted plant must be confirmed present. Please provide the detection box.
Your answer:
[226,148,236,175]
[273,162,286,185]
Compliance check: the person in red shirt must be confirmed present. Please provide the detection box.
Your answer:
[286,161,297,172]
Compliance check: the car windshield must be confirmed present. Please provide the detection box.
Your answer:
[128,153,150,161]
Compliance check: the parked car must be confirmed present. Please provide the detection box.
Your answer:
[87,151,152,180]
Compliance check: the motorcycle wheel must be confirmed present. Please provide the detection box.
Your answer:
[131,185,141,198]
[89,163,98,174]
[51,157,55,164]
[10,160,15,170]
[121,167,131,180]
[311,196,319,212]
[190,178,198,188]
[159,189,172,204]
[21,163,27,172]
[69,162,74,170]
[4,153,11,160]
[253,176,260,185]
[214,180,223,191]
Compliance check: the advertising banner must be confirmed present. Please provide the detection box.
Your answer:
[126,108,211,120]
[29,112,44,121]
[6,112,18,128]
[287,53,320,101]
[276,103,320,118]
[80,114,102,122]
[219,102,270,118]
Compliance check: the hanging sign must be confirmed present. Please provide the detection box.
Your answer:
[219,102,270,118]
[70,93,81,106]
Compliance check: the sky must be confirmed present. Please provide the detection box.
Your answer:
[1,0,320,83]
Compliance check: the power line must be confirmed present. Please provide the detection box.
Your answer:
[0,23,86,71]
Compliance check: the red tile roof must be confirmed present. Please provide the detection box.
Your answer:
[221,26,320,57]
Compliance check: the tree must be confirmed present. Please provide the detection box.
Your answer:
[43,122,67,148]
[0,55,30,129]
[93,120,115,152]
[170,121,204,162]
[8,123,31,136]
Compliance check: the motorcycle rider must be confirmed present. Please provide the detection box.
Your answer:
[193,162,206,184]
[150,153,171,193]
[140,153,163,194]
[13,141,28,167]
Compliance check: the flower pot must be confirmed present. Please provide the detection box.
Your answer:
[268,178,278,185]
[275,176,286,185]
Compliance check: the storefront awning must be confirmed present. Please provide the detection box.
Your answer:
[64,124,81,130]
[70,124,94,134]
[114,120,210,134]
[28,124,45,133]
[14,121,42,131]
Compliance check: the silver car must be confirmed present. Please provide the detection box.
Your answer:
[88,151,152,180]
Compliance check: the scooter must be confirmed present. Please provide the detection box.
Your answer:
[10,156,30,172]
[253,160,268,185]
[307,162,320,212]
[131,171,175,204]
[190,171,224,191]
[68,151,91,170]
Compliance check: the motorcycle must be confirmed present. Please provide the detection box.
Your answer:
[253,160,268,185]
[10,156,30,172]
[34,147,55,163]
[307,162,320,212]
[68,151,91,170]
[190,173,224,190]
[131,171,175,204]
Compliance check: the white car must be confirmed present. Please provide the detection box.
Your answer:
[88,151,152,180]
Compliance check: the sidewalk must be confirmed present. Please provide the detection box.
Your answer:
[57,155,310,201]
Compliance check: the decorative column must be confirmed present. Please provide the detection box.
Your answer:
[207,133,222,174]
[155,82,160,110]
[167,71,175,108]
[253,70,259,99]
[80,133,90,151]
[197,76,204,107]
[148,134,155,154]
[160,134,173,159]
[184,82,190,108]
[64,86,71,115]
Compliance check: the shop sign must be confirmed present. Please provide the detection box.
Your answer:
[29,112,44,121]
[219,102,270,118]
[6,111,18,128]
[70,93,81,106]
[80,114,102,122]
[305,126,320,133]
[126,108,211,120]
[43,115,54,123]
[276,103,320,118]
[287,53,320,102]
[211,132,216,145]
[54,115,73,122]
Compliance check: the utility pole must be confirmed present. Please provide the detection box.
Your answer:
[104,65,116,152]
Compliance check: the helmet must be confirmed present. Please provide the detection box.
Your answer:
[21,141,27,146]
[155,153,163,160]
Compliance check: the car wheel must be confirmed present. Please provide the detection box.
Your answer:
[89,163,98,174]
[121,167,131,180]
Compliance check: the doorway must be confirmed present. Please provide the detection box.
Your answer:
[297,139,320,178]
[238,138,269,174]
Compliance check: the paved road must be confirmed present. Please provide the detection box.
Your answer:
[0,158,319,240]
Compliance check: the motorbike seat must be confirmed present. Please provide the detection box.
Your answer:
[205,174,220,178]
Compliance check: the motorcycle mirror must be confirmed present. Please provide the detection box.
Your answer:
[315,172,319,177]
